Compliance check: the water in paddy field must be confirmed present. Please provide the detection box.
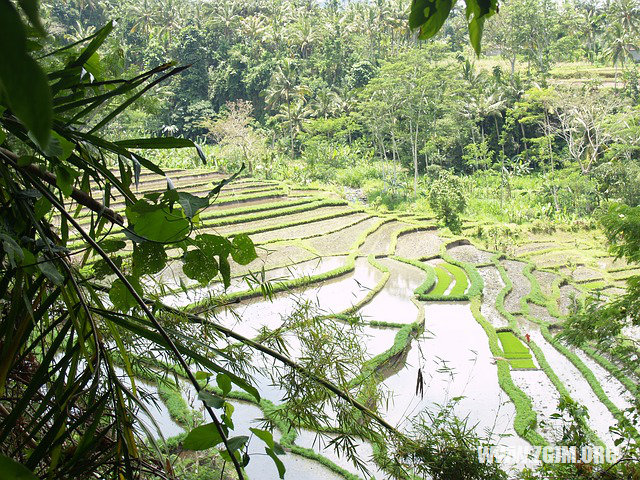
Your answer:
[358,257,425,325]
[179,382,346,480]
[114,367,184,440]
[212,257,381,340]
[162,255,347,308]
[379,302,529,450]
[295,429,387,479]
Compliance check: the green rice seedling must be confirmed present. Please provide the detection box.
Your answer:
[429,266,452,297]
[442,263,469,296]
[497,331,536,369]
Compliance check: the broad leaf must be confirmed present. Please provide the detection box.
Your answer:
[266,447,286,479]
[37,258,64,286]
[182,249,218,284]
[178,191,209,220]
[183,422,223,451]
[131,207,190,243]
[0,234,24,268]
[226,435,249,452]
[409,0,454,40]
[0,1,52,148]
[231,234,257,265]
[100,239,127,254]
[0,455,40,480]
[197,390,225,409]
[54,165,80,197]
[250,428,275,449]
[216,373,232,396]
[132,241,167,276]
[195,233,232,257]
[109,276,144,312]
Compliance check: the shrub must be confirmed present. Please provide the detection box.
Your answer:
[428,172,467,233]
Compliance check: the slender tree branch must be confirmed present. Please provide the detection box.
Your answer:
[0,147,124,226]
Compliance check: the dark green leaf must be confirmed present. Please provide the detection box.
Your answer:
[249,428,274,449]
[0,455,40,480]
[182,249,218,284]
[0,1,52,148]
[219,255,231,289]
[17,0,45,35]
[100,239,126,254]
[226,436,249,452]
[115,137,199,149]
[51,131,74,161]
[109,276,143,312]
[132,241,167,276]
[17,155,37,167]
[178,192,209,220]
[410,0,454,40]
[54,165,80,197]
[37,258,64,286]
[197,390,225,409]
[216,373,232,396]
[183,422,223,451]
[195,234,232,256]
[272,442,285,455]
[33,196,51,220]
[93,256,122,279]
[231,234,257,265]
[0,234,24,267]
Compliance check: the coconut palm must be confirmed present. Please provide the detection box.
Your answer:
[265,59,310,158]
[604,24,636,86]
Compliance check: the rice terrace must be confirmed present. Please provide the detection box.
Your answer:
[70,166,638,479]
[4,0,640,479]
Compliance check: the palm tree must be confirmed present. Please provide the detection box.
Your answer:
[609,0,640,35]
[604,24,636,87]
[288,17,320,58]
[265,59,310,159]
[275,99,312,153]
[129,0,158,36]
[312,88,338,119]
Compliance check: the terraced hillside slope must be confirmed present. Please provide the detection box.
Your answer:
[82,169,639,479]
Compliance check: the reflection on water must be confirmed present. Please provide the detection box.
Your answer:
[379,303,528,449]
[359,258,424,325]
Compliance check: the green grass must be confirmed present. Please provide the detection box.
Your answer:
[442,263,468,296]
[497,331,536,369]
